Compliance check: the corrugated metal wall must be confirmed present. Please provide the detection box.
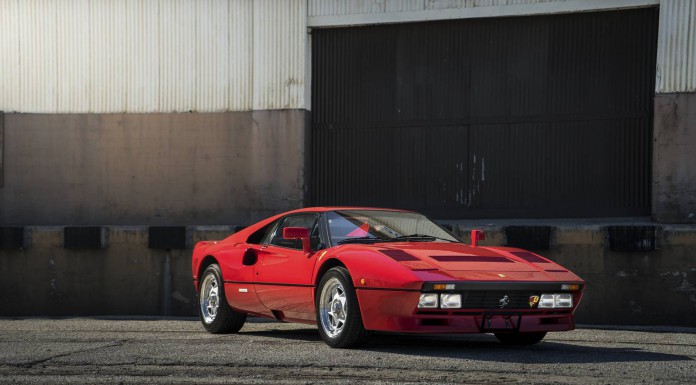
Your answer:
[310,0,695,94]
[0,1,20,113]
[308,0,663,17]
[311,8,658,218]
[308,0,576,15]
[2,0,693,113]
[656,0,696,92]
[253,0,307,109]
[0,0,306,113]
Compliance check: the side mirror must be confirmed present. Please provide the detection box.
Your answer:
[471,229,485,247]
[283,227,311,253]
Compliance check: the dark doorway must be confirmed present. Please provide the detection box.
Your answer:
[311,8,658,218]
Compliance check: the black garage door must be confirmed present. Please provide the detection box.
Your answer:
[310,8,658,218]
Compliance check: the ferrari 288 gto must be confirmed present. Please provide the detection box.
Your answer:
[192,207,585,348]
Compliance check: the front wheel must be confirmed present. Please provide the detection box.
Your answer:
[198,264,246,334]
[316,267,371,348]
[494,331,547,345]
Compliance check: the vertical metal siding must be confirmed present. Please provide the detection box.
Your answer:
[386,0,424,13]
[19,0,58,112]
[125,0,160,112]
[89,0,128,112]
[311,8,658,218]
[159,0,197,112]
[0,0,306,113]
[309,0,601,16]
[252,0,307,110]
[56,0,90,112]
[656,0,696,92]
[229,0,253,111]
[425,0,467,10]
[0,0,20,112]
[197,0,230,111]
[309,0,387,16]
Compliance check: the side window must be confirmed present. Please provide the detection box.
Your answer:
[270,214,319,250]
[259,220,280,245]
[246,219,280,245]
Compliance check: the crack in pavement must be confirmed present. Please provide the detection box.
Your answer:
[9,341,124,369]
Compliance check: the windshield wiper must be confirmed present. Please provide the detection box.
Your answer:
[392,234,458,243]
[337,236,392,245]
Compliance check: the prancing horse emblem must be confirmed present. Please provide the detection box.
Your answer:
[499,295,510,308]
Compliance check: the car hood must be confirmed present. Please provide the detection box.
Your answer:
[362,242,580,282]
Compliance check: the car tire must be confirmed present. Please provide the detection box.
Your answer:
[494,331,547,345]
[316,267,371,348]
[198,264,247,334]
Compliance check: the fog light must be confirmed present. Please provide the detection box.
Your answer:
[418,293,439,308]
[555,293,573,308]
[440,294,462,309]
[539,294,556,308]
[539,293,573,308]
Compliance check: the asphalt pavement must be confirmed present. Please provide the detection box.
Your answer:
[0,318,694,384]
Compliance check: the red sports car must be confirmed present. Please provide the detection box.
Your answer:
[192,207,585,348]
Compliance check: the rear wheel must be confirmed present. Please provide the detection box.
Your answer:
[316,267,371,348]
[494,331,547,345]
[198,264,246,334]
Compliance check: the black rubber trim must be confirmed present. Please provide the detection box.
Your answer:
[355,287,421,292]
[224,280,420,292]
[224,280,314,288]
[421,281,584,292]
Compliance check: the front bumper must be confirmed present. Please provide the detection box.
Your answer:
[356,289,578,333]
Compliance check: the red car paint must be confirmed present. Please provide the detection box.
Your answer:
[192,207,585,334]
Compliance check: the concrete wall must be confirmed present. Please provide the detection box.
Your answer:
[451,223,696,326]
[0,227,235,317]
[0,111,308,226]
[653,93,696,223]
[2,224,695,326]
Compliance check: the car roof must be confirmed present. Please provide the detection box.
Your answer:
[283,206,415,214]
[223,206,416,243]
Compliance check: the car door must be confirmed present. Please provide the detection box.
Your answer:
[254,213,322,322]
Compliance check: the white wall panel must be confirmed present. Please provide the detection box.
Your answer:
[252,0,306,109]
[309,0,386,16]
[656,0,696,92]
[386,0,423,12]
[425,0,468,10]
[126,0,159,112]
[197,0,230,111]
[56,0,90,112]
[0,0,20,112]
[19,0,57,112]
[159,0,197,112]
[0,0,307,113]
[229,0,253,111]
[309,0,660,21]
[89,0,127,112]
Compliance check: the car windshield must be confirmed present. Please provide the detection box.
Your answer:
[326,210,460,245]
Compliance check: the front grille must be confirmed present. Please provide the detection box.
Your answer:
[460,290,539,310]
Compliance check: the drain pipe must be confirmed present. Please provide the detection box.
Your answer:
[162,251,172,316]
